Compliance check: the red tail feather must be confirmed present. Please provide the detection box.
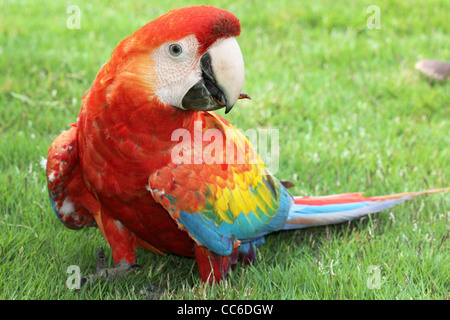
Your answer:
[294,188,450,205]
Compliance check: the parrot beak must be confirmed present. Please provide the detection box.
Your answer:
[181,37,250,113]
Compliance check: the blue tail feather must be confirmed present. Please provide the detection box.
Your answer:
[283,196,414,230]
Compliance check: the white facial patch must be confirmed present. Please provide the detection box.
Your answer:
[152,35,245,111]
[152,35,202,108]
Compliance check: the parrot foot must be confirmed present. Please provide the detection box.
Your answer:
[140,284,164,300]
[79,246,141,287]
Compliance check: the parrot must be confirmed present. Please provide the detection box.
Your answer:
[46,5,449,285]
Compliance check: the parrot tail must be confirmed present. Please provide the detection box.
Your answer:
[283,188,449,230]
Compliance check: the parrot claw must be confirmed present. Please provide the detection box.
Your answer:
[94,245,107,271]
[140,284,164,300]
[79,246,142,287]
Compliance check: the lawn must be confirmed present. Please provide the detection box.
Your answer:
[0,0,448,300]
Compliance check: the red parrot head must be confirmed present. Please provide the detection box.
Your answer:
[100,5,247,114]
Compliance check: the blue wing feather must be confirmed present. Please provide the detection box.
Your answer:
[178,184,294,255]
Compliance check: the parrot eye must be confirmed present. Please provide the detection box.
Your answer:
[168,43,183,57]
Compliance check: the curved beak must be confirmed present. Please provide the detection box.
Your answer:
[181,37,250,114]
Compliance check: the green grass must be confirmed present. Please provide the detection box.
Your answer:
[0,0,449,300]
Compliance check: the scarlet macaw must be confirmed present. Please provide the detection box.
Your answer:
[46,5,448,284]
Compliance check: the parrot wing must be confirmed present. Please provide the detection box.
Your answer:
[46,126,98,230]
[148,116,293,256]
